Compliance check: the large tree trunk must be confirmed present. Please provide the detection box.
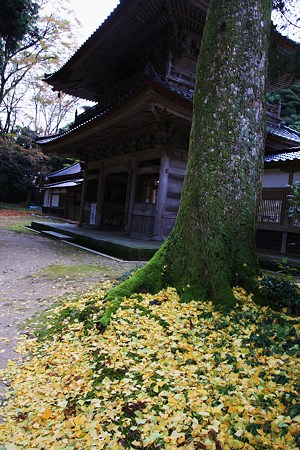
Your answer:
[99,0,272,327]
[163,0,272,304]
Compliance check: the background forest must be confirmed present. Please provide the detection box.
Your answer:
[0,0,87,203]
[268,83,300,131]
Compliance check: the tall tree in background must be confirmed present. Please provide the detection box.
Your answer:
[100,0,273,324]
[0,0,81,204]
[25,75,80,135]
[0,135,45,203]
[22,0,82,135]
[0,0,41,133]
[0,0,80,135]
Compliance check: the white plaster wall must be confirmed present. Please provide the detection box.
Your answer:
[292,171,300,183]
[51,195,59,207]
[43,189,50,207]
[262,169,289,188]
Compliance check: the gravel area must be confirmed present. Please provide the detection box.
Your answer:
[0,217,135,401]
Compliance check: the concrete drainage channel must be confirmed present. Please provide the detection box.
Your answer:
[22,226,144,263]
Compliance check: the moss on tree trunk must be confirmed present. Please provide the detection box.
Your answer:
[99,0,272,327]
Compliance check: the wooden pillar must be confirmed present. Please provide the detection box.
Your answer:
[281,189,290,254]
[153,152,169,240]
[165,50,172,79]
[78,172,88,227]
[63,192,68,219]
[49,189,53,215]
[125,157,137,233]
[95,163,105,228]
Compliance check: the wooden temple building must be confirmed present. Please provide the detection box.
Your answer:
[37,0,300,254]
[42,162,83,221]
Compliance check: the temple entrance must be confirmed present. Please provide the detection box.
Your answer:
[131,173,159,237]
[102,174,128,230]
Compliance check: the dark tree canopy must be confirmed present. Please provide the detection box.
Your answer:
[268,83,300,131]
[0,0,40,53]
[0,136,42,203]
[0,130,74,204]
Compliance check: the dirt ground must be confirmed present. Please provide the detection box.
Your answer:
[0,211,135,401]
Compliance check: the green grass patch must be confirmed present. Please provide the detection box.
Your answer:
[34,264,116,280]
[0,213,62,233]
[7,221,35,232]
[0,202,30,211]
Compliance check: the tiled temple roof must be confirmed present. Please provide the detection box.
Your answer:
[162,83,193,101]
[265,148,300,163]
[44,0,208,101]
[47,162,82,178]
[44,179,83,189]
[266,123,300,144]
[36,72,300,152]
[36,75,192,145]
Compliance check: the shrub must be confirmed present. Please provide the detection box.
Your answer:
[288,181,300,221]
[259,275,300,315]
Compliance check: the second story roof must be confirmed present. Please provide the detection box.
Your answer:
[44,0,208,101]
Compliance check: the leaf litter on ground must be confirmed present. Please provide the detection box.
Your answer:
[0,283,299,449]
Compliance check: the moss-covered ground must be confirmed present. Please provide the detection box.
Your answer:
[35,264,117,281]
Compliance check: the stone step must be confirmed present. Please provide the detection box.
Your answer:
[41,230,74,241]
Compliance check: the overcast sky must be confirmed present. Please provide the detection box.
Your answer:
[68,0,119,43]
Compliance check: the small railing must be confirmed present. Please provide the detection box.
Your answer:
[257,188,300,254]
[167,65,196,89]
[258,191,287,226]
[257,189,300,229]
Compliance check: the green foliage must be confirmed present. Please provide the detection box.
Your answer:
[267,83,300,132]
[13,126,37,149]
[0,0,40,53]
[259,275,300,314]
[277,257,299,279]
[0,135,75,203]
[0,137,44,203]
[43,155,76,177]
[0,202,28,210]
[288,181,300,220]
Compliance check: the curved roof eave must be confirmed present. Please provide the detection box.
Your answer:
[266,123,300,145]
[44,0,122,85]
[36,77,192,150]
[265,147,300,163]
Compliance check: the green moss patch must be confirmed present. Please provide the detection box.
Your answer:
[34,264,116,280]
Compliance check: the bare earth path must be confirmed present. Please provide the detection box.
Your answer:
[0,214,135,400]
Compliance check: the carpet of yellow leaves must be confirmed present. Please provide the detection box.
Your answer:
[0,285,299,449]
